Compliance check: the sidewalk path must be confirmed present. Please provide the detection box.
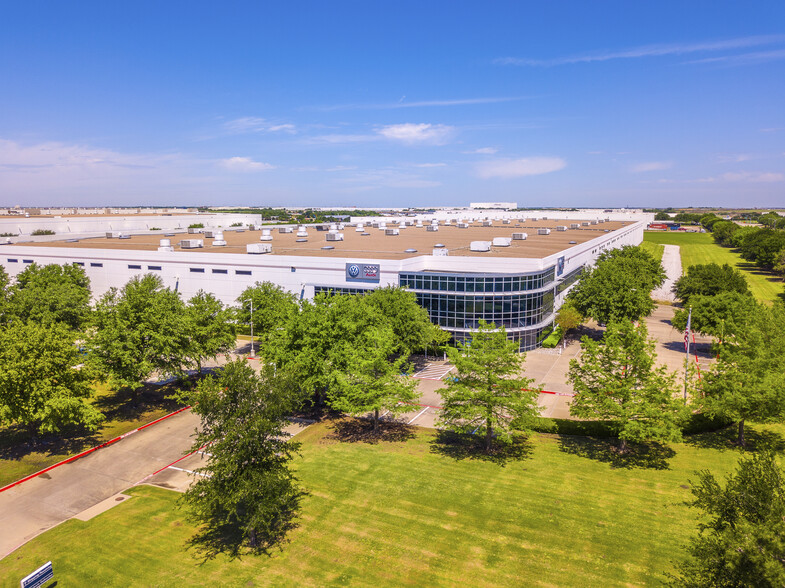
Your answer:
[651,244,682,302]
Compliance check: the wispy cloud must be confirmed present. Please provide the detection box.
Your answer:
[683,48,785,66]
[311,96,525,111]
[223,117,296,134]
[698,171,784,183]
[716,153,755,163]
[411,162,447,168]
[377,123,454,145]
[219,157,275,172]
[495,35,785,67]
[476,157,566,179]
[760,127,785,133]
[630,161,673,173]
[464,147,498,155]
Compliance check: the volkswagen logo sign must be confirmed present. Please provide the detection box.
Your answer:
[347,264,361,278]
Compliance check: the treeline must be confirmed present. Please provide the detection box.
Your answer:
[709,219,785,275]
[204,208,383,223]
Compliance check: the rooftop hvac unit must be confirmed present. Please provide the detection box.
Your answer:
[385,228,400,236]
[187,227,203,234]
[159,238,171,247]
[492,237,512,247]
[379,222,387,230]
[502,219,511,224]
[279,227,293,233]
[570,223,580,229]
[297,229,308,237]
[512,232,528,240]
[556,225,568,231]
[416,221,423,227]
[598,219,605,224]
[1,237,12,245]
[326,232,344,241]
[541,216,548,220]
[106,231,120,238]
[316,224,329,232]
[433,247,449,256]
[581,222,590,226]
[329,223,338,231]
[158,245,174,252]
[356,225,365,232]
[457,222,469,228]
[260,229,273,242]
[180,239,204,249]
[213,232,226,246]
[537,228,551,235]
[371,222,380,228]
[482,220,492,226]
[470,241,492,252]
[426,225,439,232]
[118,234,131,240]
[247,243,272,254]
[590,220,598,225]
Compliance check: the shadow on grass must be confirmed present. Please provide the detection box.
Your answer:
[326,417,417,444]
[683,424,785,453]
[557,435,675,470]
[429,430,534,466]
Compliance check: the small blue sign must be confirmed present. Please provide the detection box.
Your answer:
[556,256,565,277]
[21,561,53,588]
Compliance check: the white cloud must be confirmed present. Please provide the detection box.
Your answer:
[377,123,453,145]
[716,153,755,163]
[630,161,673,173]
[696,171,784,183]
[760,127,785,133]
[464,147,498,155]
[495,35,785,67]
[476,157,566,179]
[223,117,296,134]
[683,48,785,66]
[312,96,524,111]
[307,133,378,144]
[219,157,275,172]
[412,162,447,168]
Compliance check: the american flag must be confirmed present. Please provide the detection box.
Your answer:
[684,307,692,352]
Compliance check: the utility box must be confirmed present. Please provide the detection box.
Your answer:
[246,243,272,254]
[179,239,204,249]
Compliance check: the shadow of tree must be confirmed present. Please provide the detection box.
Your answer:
[429,430,534,466]
[557,435,675,470]
[326,417,417,444]
[683,423,785,453]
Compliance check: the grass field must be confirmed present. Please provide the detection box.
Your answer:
[0,382,184,488]
[639,240,664,263]
[4,419,782,587]
[643,231,784,304]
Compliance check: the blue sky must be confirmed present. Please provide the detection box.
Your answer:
[1,1,783,208]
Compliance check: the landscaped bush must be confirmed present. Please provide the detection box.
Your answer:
[187,223,204,229]
[540,326,562,348]
[31,229,55,236]
[0,232,15,237]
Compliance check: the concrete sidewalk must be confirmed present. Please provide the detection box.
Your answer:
[0,409,200,559]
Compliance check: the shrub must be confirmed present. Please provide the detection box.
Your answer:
[188,223,204,229]
[31,229,55,236]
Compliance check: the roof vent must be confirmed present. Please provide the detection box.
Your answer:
[405,248,417,253]
[361,232,370,236]
[434,243,445,248]
[569,240,577,244]
[321,245,335,250]
[296,238,307,243]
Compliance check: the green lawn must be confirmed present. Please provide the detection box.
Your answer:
[4,420,781,587]
[643,231,784,304]
[639,240,664,263]
[0,383,185,488]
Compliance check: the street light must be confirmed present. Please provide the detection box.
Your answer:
[247,298,255,359]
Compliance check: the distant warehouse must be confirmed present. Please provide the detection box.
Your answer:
[1,214,645,350]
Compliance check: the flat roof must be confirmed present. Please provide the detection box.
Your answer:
[22,219,633,260]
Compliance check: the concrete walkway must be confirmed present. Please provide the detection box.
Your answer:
[651,244,682,302]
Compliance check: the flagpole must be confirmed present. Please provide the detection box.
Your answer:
[684,306,692,400]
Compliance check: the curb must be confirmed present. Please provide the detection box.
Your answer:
[0,405,192,494]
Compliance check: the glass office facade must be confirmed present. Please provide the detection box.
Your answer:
[399,267,561,351]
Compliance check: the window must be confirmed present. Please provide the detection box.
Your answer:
[148,265,162,271]
[128,264,142,270]
[73,261,84,266]
[7,258,17,263]
[212,269,228,274]
[235,270,252,276]
[90,262,103,267]
[23,259,33,264]
[189,268,205,273]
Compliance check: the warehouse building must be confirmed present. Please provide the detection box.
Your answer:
[0,214,645,350]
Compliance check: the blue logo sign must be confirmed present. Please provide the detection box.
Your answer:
[347,264,361,278]
[346,263,380,282]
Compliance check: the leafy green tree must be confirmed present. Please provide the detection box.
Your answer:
[568,321,686,452]
[7,262,91,330]
[439,321,540,452]
[699,302,785,447]
[568,246,665,324]
[0,321,103,434]
[364,286,449,357]
[711,220,739,245]
[555,303,583,349]
[328,316,420,432]
[774,247,785,279]
[729,226,762,249]
[0,265,9,322]
[672,292,758,341]
[89,274,188,401]
[236,282,298,354]
[674,263,749,304]
[739,228,785,269]
[654,212,671,221]
[700,214,721,231]
[177,359,305,558]
[183,290,236,372]
[671,451,785,587]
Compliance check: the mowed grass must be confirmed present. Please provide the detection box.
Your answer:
[644,231,784,304]
[3,420,779,587]
[0,382,184,488]
[639,240,664,263]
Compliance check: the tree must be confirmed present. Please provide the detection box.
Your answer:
[235,282,298,354]
[327,313,420,432]
[671,451,785,587]
[674,263,749,304]
[711,220,739,245]
[439,321,540,452]
[0,265,9,323]
[177,359,305,558]
[739,228,785,269]
[364,286,449,357]
[183,290,235,373]
[6,262,91,330]
[555,303,583,349]
[568,245,665,324]
[89,274,188,401]
[0,321,103,434]
[654,212,671,221]
[568,321,686,452]
[774,246,785,279]
[699,302,785,447]
[672,292,758,341]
